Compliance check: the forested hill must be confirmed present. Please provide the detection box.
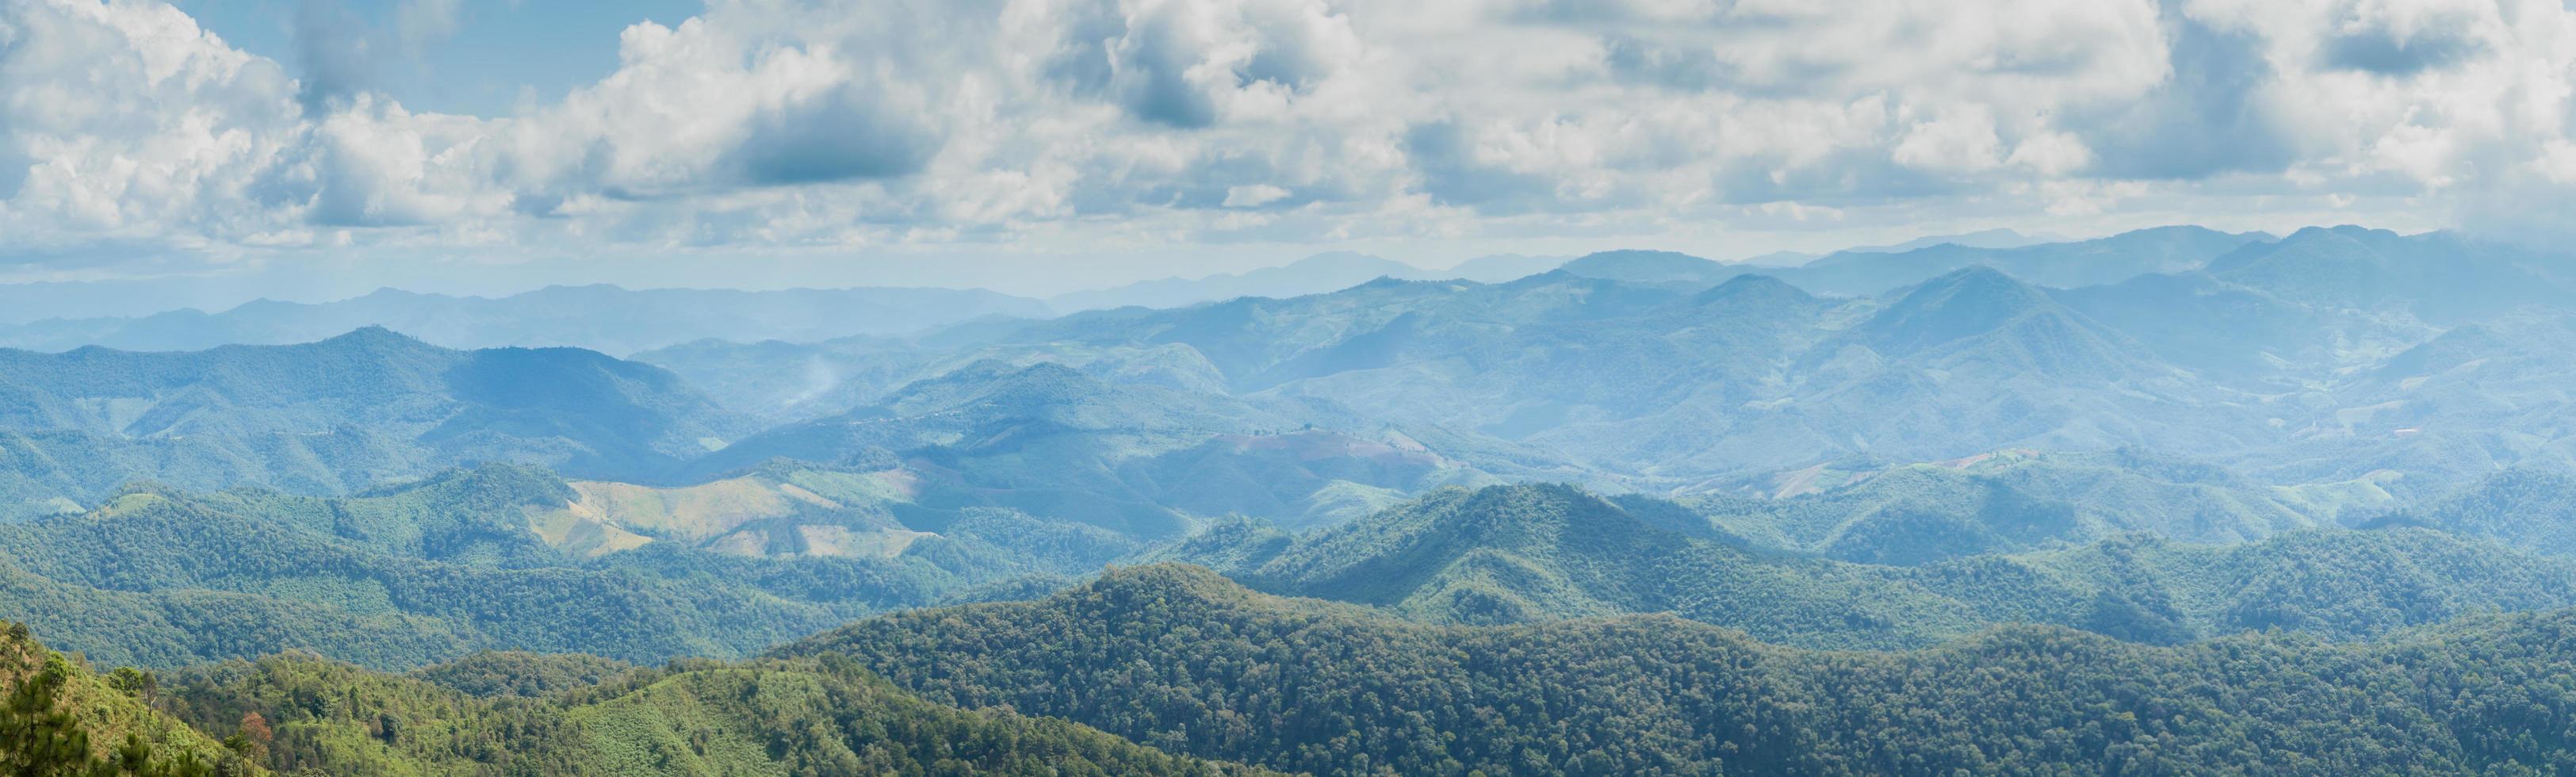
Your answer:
[1160,482,2576,648]
[0,621,255,775]
[0,463,1143,671]
[0,622,1272,776]
[785,563,2576,775]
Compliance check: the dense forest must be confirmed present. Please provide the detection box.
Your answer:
[25,563,2576,775]
[5,622,1271,776]
[1162,482,2576,647]
[789,565,2576,775]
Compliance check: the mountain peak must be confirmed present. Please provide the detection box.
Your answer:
[1857,266,2062,355]
[317,325,439,352]
[2279,224,2400,247]
[1559,249,1728,285]
[1692,273,1817,308]
[1896,265,2046,307]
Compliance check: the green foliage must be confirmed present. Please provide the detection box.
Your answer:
[2373,468,2576,557]
[0,465,1125,672]
[409,653,634,699]
[0,622,247,776]
[787,564,2576,776]
[159,649,1273,776]
[1164,483,2576,649]
[1673,450,2352,563]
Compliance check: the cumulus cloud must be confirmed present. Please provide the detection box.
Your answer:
[8,0,2576,270]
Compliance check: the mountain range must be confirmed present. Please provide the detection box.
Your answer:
[1045,251,1568,312]
[15,223,2576,774]
[0,285,1055,357]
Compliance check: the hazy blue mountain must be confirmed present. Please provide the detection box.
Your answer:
[1672,449,2379,558]
[1046,252,1422,312]
[1732,249,1820,266]
[1045,251,1571,313]
[0,327,753,517]
[1556,228,2264,297]
[1841,227,2071,254]
[691,360,1498,534]
[1434,253,1569,281]
[1773,225,2270,295]
[2207,225,2576,323]
[0,284,1053,356]
[0,276,317,326]
[2050,270,2433,385]
[632,335,946,423]
[637,261,2540,496]
[1554,248,1734,285]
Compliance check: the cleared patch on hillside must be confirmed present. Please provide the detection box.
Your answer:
[522,472,940,559]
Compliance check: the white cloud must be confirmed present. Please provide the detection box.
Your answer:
[1223,183,1292,207]
[8,0,2576,274]
[1893,110,2005,174]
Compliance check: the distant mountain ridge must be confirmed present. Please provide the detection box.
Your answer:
[1045,251,1570,312]
[0,284,1055,356]
[1552,225,2273,295]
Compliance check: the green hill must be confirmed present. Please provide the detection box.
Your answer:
[784,564,2576,775]
[0,621,255,775]
[1675,449,2385,560]
[161,649,1274,776]
[0,465,1136,671]
[2367,468,2576,557]
[1160,483,2576,648]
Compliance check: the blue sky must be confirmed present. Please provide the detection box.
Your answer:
[2,0,2573,297]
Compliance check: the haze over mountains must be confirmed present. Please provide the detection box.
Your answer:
[23,223,2576,774]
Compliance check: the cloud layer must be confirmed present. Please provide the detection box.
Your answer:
[6,0,2576,273]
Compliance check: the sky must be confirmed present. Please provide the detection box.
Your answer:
[3,0,2575,299]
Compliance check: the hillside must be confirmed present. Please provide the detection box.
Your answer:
[0,465,1135,671]
[2369,469,2576,557]
[156,646,1273,775]
[1674,449,2383,558]
[1159,484,2576,647]
[694,361,1497,534]
[0,621,254,775]
[786,564,2576,775]
[1774,225,2268,295]
[0,328,754,519]
[2207,226,2576,323]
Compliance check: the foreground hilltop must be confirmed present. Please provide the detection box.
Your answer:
[786,563,2576,775]
[0,621,1270,776]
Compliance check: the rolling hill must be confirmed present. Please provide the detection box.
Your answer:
[0,464,1138,671]
[786,563,2576,775]
[1158,483,2576,648]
